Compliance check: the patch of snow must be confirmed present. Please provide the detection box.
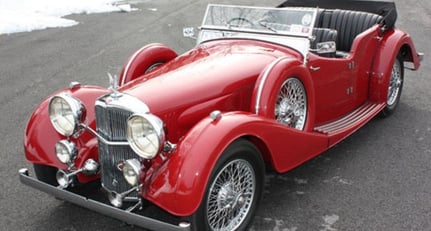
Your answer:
[320,214,339,231]
[0,0,136,35]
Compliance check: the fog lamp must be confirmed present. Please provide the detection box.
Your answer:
[55,140,77,164]
[123,159,141,186]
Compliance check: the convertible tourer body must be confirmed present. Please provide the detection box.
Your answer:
[19,1,422,230]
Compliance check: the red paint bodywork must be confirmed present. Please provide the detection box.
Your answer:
[24,23,421,217]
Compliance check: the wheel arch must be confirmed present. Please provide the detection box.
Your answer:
[243,135,273,165]
[399,42,421,69]
[369,29,421,102]
[251,56,316,132]
[119,43,177,86]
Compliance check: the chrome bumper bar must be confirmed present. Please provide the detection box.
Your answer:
[19,168,190,231]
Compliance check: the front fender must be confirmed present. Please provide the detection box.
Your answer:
[145,111,327,216]
[369,29,422,102]
[145,112,263,216]
[24,85,109,182]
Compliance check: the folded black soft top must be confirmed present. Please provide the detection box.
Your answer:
[278,0,397,28]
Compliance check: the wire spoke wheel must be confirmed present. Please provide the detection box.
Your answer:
[206,159,255,231]
[387,58,402,107]
[275,78,307,130]
[381,55,404,117]
[190,140,264,231]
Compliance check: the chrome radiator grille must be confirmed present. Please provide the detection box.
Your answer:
[95,106,132,141]
[95,104,136,195]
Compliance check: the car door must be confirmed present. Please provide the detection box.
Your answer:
[308,27,382,125]
[308,56,357,125]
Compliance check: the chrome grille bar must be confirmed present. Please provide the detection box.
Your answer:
[95,105,132,141]
[98,142,137,196]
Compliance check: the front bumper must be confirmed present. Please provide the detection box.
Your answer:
[19,168,190,231]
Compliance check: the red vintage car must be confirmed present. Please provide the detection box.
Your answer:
[19,1,422,231]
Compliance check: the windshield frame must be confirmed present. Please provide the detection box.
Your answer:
[197,4,318,59]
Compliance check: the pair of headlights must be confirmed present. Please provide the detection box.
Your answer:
[49,94,165,160]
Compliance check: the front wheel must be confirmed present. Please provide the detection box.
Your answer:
[119,43,177,86]
[190,139,264,231]
[380,55,404,117]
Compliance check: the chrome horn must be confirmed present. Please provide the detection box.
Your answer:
[56,159,99,189]
[108,185,140,208]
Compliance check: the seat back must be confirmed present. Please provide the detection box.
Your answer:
[316,9,383,52]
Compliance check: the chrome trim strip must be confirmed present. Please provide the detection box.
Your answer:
[96,93,150,114]
[254,57,286,114]
[80,123,129,146]
[19,168,190,231]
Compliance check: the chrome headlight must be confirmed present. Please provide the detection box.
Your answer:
[123,159,141,186]
[127,114,165,159]
[55,140,77,164]
[49,94,85,137]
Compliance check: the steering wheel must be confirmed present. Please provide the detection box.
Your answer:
[227,17,254,28]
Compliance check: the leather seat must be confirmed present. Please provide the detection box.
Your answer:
[316,9,383,52]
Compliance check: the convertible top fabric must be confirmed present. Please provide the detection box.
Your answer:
[278,0,397,29]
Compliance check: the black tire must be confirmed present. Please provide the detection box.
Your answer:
[380,54,404,117]
[190,139,265,231]
[34,164,58,186]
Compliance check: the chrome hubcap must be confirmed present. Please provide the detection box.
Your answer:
[275,78,307,130]
[207,159,255,231]
[387,59,402,107]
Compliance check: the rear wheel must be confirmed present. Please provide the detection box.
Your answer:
[275,77,307,130]
[190,139,264,231]
[380,55,404,117]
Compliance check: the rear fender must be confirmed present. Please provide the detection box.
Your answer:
[251,56,316,132]
[119,43,177,86]
[369,29,422,102]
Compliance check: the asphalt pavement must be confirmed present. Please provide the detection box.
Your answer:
[0,0,430,230]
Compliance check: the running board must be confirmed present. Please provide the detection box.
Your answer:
[314,102,385,135]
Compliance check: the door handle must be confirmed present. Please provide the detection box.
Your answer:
[309,66,320,71]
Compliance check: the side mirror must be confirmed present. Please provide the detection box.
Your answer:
[183,27,197,39]
[316,41,336,54]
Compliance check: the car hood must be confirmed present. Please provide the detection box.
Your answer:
[119,40,299,139]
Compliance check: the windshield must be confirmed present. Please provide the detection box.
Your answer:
[198,4,317,56]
